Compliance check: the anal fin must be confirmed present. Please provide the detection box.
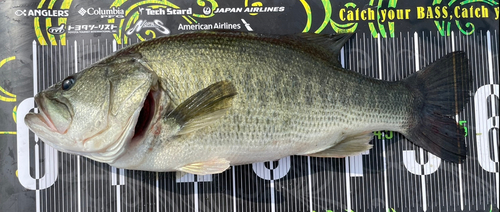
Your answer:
[177,158,230,175]
[307,132,373,158]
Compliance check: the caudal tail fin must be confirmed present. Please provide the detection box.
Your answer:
[402,51,472,163]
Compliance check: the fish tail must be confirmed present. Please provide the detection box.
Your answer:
[402,51,472,163]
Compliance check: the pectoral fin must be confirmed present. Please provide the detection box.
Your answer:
[307,132,373,158]
[178,158,230,175]
[166,80,237,135]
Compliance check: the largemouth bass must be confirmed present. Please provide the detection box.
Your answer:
[25,31,471,175]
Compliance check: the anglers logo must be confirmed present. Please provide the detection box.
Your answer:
[15,9,69,17]
[20,0,74,45]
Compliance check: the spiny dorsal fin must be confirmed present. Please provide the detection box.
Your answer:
[166,80,237,135]
[293,33,353,67]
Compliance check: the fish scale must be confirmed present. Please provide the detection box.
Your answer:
[25,31,471,174]
[127,33,411,170]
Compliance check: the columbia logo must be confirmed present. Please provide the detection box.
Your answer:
[78,8,86,16]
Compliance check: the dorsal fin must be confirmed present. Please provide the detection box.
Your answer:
[292,33,353,67]
[151,30,353,68]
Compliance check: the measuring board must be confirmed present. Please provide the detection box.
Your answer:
[0,0,498,212]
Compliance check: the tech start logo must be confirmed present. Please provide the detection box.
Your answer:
[109,0,198,44]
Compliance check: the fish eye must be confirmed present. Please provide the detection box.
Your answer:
[62,76,75,91]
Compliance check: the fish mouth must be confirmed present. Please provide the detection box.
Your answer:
[35,106,59,133]
[132,89,157,141]
[26,94,72,134]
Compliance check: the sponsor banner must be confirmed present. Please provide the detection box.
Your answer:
[9,0,499,45]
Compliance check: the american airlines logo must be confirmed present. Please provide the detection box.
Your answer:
[241,19,253,31]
